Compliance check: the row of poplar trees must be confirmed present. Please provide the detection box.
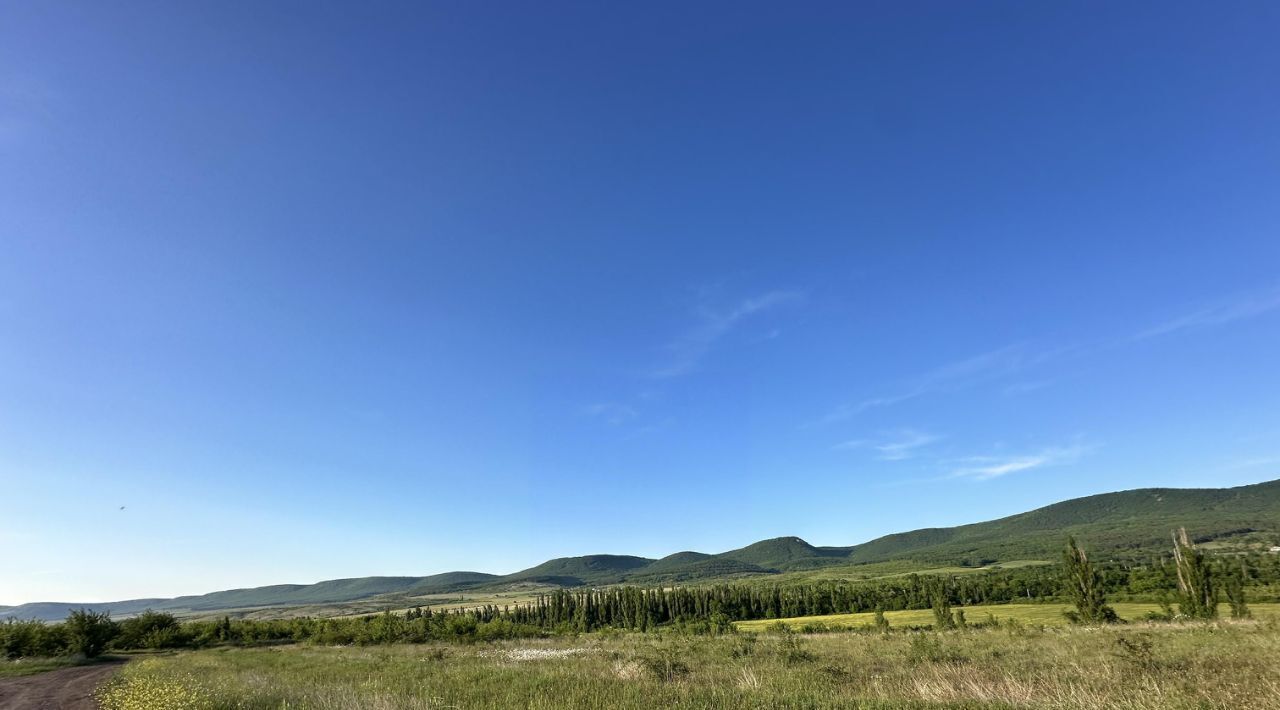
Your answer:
[1062,527,1252,623]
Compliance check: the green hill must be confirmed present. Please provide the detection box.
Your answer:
[160,577,428,611]
[504,555,655,586]
[716,536,849,570]
[629,553,769,583]
[843,478,1280,565]
[7,479,1278,622]
[408,572,501,594]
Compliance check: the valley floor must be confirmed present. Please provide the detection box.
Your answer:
[734,601,1280,631]
[94,615,1280,709]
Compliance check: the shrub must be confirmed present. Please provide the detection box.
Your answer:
[927,577,954,630]
[775,630,813,665]
[1,619,68,658]
[638,645,690,682]
[65,609,117,658]
[874,608,890,633]
[1114,634,1157,671]
[117,610,184,650]
[905,634,964,664]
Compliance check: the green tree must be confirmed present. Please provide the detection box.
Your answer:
[1061,536,1117,624]
[874,607,890,633]
[117,610,182,649]
[1171,528,1217,620]
[927,576,954,629]
[64,609,117,658]
[1222,559,1251,620]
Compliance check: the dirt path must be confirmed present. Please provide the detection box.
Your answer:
[0,661,124,710]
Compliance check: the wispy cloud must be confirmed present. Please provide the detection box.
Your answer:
[1003,380,1053,396]
[812,282,1280,426]
[949,443,1092,481]
[1134,285,1280,340]
[834,429,941,461]
[814,343,1036,425]
[582,402,639,425]
[652,290,802,379]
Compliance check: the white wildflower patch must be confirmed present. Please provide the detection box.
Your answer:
[481,647,592,661]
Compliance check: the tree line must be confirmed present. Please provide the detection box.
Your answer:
[4,533,1275,658]
[1062,528,1256,624]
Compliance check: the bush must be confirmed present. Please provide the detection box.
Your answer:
[776,631,814,665]
[65,609,117,658]
[117,610,184,650]
[638,645,689,682]
[905,633,965,664]
[1,619,67,658]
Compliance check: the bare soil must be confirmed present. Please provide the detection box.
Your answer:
[0,661,123,710]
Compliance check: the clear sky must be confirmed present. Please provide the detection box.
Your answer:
[2,2,1279,605]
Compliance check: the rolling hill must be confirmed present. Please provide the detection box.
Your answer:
[6,478,1278,621]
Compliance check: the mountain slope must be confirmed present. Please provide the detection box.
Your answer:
[503,555,655,586]
[716,536,852,570]
[7,479,1278,621]
[843,478,1280,565]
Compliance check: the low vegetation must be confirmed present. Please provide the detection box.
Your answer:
[93,620,1280,709]
[5,530,1279,708]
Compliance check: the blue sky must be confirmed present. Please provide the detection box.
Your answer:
[2,2,1279,604]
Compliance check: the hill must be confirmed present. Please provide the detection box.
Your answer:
[842,478,1280,565]
[503,555,655,586]
[716,536,852,570]
[6,478,1278,621]
[407,572,502,595]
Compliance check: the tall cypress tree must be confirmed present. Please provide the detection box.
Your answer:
[1172,528,1217,620]
[1062,536,1117,624]
[1222,559,1251,620]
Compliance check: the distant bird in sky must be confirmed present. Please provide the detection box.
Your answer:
[119,506,126,511]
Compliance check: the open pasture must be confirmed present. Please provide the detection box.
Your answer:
[735,602,1280,631]
[95,618,1280,709]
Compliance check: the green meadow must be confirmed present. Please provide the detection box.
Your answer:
[96,619,1280,709]
[735,601,1280,632]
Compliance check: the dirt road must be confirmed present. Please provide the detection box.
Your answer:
[0,661,123,710]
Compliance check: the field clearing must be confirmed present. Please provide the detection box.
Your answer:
[95,620,1280,709]
[759,560,1053,585]
[181,588,555,622]
[735,602,1280,631]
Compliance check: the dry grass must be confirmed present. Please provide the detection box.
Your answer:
[94,618,1280,709]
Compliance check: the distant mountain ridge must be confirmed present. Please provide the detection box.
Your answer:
[6,478,1278,622]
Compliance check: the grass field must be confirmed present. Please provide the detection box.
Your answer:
[93,618,1280,709]
[0,655,123,679]
[735,601,1280,631]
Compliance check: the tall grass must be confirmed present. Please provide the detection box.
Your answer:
[96,619,1280,709]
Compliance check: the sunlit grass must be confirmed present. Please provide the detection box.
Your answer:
[93,619,1280,709]
[734,601,1280,631]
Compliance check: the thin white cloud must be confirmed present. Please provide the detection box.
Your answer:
[811,281,1280,427]
[813,343,1034,425]
[833,429,941,460]
[582,403,639,425]
[1134,285,1280,340]
[876,430,942,460]
[949,443,1092,481]
[651,290,802,379]
[1003,380,1053,396]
